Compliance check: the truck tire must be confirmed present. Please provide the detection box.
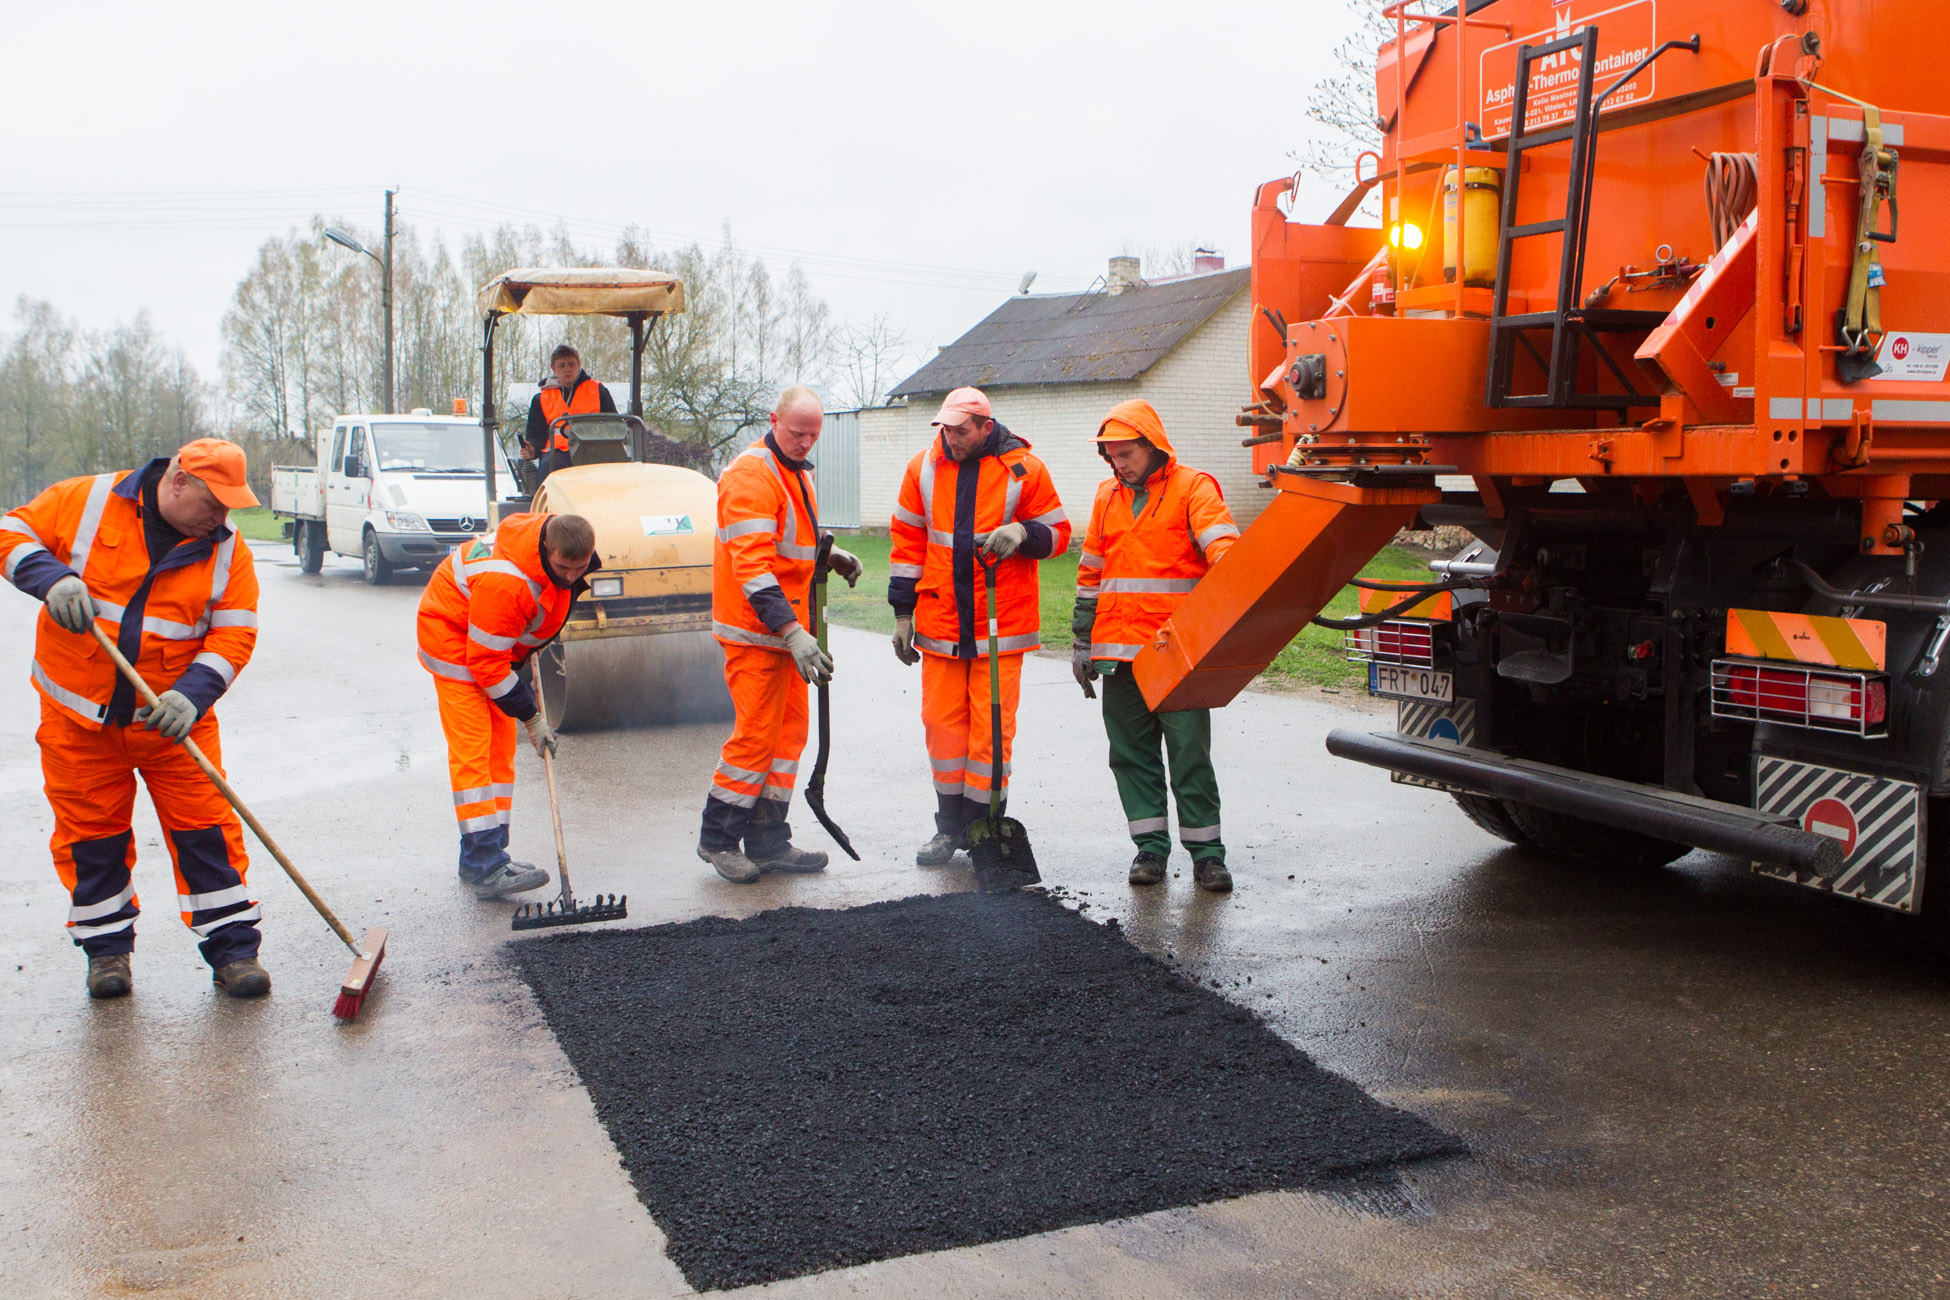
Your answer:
[362,529,393,586]
[1450,792,1538,848]
[1500,801,1690,870]
[299,521,325,575]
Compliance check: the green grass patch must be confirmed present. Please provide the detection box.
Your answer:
[823,532,1435,689]
[227,507,289,544]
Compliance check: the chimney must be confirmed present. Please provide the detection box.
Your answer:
[1107,255,1142,295]
[1194,247,1225,274]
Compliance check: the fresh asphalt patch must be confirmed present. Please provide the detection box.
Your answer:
[510,891,1463,1292]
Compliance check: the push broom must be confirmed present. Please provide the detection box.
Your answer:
[89,625,387,1020]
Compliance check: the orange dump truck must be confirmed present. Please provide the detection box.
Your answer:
[1135,0,1950,932]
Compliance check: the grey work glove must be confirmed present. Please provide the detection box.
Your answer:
[524,712,558,758]
[781,623,833,685]
[827,546,862,588]
[134,690,198,742]
[1071,643,1099,699]
[978,522,1028,560]
[45,574,98,634]
[892,615,920,666]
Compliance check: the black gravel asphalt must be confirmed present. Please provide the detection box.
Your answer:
[511,891,1464,1292]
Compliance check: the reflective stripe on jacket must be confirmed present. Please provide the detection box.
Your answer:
[0,461,259,729]
[416,512,581,719]
[887,424,1070,658]
[1077,401,1238,662]
[711,438,820,649]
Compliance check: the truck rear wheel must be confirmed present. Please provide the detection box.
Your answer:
[1450,792,1537,848]
[362,529,393,586]
[1500,801,1690,870]
[299,521,325,574]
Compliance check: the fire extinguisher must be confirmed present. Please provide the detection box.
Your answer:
[1369,254,1397,316]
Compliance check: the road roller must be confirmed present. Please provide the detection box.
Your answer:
[476,266,733,730]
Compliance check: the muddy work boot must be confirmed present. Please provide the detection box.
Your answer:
[916,831,965,867]
[744,799,827,874]
[212,957,272,998]
[1128,851,1168,886]
[86,952,132,1000]
[753,845,828,874]
[1193,858,1233,893]
[470,861,550,900]
[698,843,761,884]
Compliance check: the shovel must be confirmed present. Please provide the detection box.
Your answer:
[803,533,859,860]
[965,553,1039,892]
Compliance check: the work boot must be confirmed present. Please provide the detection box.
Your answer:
[471,861,550,899]
[698,843,761,884]
[916,831,964,867]
[212,956,272,998]
[1193,858,1234,893]
[86,952,132,1000]
[753,845,829,874]
[1128,851,1168,886]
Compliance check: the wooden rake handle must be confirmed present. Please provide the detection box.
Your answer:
[87,623,359,954]
[540,745,574,907]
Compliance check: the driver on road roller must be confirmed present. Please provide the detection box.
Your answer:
[522,343,616,483]
[418,511,599,898]
[0,439,269,1000]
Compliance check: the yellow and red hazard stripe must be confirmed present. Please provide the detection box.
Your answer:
[1725,608,1886,671]
[1358,587,1453,620]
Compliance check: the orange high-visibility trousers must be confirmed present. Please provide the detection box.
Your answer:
[433,673,518,879]
[922,651,1022,828]
[700,642,808,848]
[37,701,258,967]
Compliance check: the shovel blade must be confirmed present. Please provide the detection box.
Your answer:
[968,817,1038,892]
[510,894,629,931]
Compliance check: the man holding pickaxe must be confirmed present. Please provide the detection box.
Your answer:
[698,386,862,883]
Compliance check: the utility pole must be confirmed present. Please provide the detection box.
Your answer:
[382,188,395,414]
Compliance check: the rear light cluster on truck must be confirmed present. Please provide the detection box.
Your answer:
[1345,620,1437,668]
[1709,659,1889,737]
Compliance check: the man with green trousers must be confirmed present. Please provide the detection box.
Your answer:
[1072,400,1240,892]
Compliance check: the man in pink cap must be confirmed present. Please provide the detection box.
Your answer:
[0,438,271,1001]
[887,387,1070,866]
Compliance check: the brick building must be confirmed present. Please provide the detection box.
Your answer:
[859,256,1262,535]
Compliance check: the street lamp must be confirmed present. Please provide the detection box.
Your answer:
[322,188,395,414]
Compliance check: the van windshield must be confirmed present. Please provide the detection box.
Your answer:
[370,423,494,474]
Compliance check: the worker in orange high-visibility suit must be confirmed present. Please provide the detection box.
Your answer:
[699,386,861,883]
[0,439,268,1000]
[887,386,1071,866]
[522,343,615,483]
[1074,399,1240,892]
[417,512,599,898]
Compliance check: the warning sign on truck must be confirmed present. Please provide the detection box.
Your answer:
[1480,0,1658,139]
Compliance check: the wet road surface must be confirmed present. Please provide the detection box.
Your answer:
[2,544,1947,1298]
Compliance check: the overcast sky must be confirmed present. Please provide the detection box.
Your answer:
[1,0,1364,390]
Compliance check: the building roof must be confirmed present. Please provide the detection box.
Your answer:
[889,267,1250,397]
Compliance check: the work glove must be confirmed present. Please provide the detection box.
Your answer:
[134,690,198,743]
[892,615,920,666]
[45,575,98,634]
[978,522,1028,560]
[827,546,862,589]
[1071,643,1099,699]
[524,712,559,758]
[782,623,833,685]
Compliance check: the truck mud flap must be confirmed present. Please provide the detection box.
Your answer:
[1393,699,1477,790]
[1753,757,1924,912]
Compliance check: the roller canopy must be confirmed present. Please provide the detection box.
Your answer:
[478,267,686,319]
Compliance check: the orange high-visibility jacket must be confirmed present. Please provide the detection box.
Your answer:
[712,436,821,650]
[1077,401,1239,662]
[417,512,588,719]
[888,424,1070,658]
[0,461,259,729]
[529,374,608,453]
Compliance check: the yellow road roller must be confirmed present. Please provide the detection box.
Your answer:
[476,267,732,730]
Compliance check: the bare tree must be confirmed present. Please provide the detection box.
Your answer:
[831,312,910,410]
[0,298,78,500]
[1291,2,1392,201]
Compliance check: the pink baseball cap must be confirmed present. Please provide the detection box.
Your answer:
[930,386,992,427]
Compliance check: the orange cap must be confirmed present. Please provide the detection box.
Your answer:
[930,386,991,427]
[177,438,259,509]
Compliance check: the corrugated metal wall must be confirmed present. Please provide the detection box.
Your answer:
[814,408,861,528]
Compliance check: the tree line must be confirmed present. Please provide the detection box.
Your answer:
[0,218,914,504]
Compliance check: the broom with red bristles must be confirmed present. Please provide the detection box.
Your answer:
[90,625,388,1020]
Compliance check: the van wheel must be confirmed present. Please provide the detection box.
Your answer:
[362,530,393,586]
[299,521,325,574]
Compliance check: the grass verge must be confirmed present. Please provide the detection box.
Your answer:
[228,507,289,544]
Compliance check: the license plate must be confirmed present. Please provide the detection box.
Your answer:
[1369,664,1453,702]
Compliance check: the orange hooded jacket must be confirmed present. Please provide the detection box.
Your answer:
[417,512,591,719]
[711,436,821,649]
[1076,400,1239,662]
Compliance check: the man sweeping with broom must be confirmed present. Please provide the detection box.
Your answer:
[1,440,270,1000]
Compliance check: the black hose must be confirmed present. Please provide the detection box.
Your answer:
[1312,587,1460,631]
